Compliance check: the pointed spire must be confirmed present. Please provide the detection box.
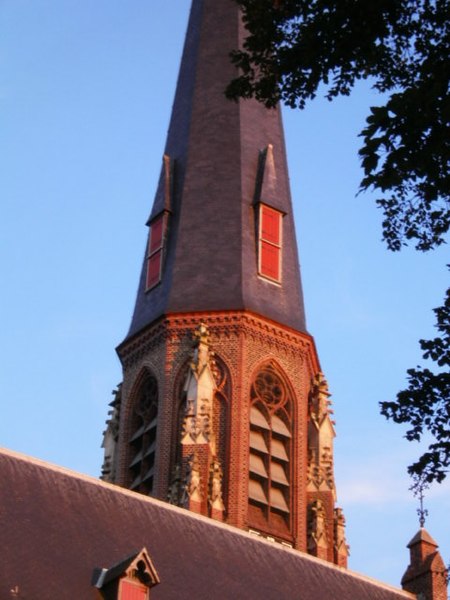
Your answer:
[124,0,306,343]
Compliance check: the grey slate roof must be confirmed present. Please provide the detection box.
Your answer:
[125,0,307,342]
[0,448,414,600]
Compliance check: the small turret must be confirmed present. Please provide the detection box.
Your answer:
[402,528,448,600]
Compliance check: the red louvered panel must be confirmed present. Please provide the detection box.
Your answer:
[120,579,148,600]
[261,205,280,245]
[260,241,280,281]
[146,250,162,289]
[149,214,164,253]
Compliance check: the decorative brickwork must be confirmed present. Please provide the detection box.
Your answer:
[110,310,345,560]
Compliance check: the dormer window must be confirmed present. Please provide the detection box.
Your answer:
[146,212,168,290]
[93,547,160,600]
[258,204,282,283]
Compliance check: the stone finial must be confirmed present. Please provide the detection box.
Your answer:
[193,322,210,346]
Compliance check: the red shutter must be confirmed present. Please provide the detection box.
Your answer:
[261,205,280,245]
[146,213,166,290]
[120,579,149,600]
[149,215,164,253]
[260,241,280,281]
[259,205,281,282]
[146,250,162,289]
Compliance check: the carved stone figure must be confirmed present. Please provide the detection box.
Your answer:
[309,372,332,423]
[308,499,328,551]
[209,458,225,510]
[184,454,202,504]
[334,507,348,551]
[167,464,182,505]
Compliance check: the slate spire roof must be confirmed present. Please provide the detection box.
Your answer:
[126,0,306,341]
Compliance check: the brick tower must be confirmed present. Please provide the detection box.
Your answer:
[102,0,347,564]
[402,528,449,600]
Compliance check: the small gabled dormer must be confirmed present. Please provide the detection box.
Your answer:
[254,144,286,284]
[93,548,160,600]
[145,154,173,291]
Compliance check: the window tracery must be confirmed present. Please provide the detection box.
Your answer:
[129,373,158,495]
[248,365,292,532]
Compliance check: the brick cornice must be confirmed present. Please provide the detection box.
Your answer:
[117,310,320,371]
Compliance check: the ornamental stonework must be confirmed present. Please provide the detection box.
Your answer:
[307,372,336,493]
[113,310,321,552]
[100,384,122,483]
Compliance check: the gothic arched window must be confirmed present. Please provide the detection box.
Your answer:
[248,365,292,534]
[129,373,159,495]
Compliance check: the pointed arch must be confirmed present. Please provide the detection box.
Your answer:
[248,360,294,537]
[127,367,159,496]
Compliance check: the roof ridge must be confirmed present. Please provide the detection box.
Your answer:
[0,446,413,597]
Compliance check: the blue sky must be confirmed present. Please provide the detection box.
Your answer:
[1,0,448,587]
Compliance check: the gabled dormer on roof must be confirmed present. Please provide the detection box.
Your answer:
[145,155,173,291]
[93,548,160,600]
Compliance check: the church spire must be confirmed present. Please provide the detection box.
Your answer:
[106,0,346,563]
[125,0,306,342]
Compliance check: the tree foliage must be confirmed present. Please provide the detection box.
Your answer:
[227,0,450,252]
[227,0,450,482]
[381,284,450,483]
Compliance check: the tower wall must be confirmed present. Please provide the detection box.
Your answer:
[116,311,319,550]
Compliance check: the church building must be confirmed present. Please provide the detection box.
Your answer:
[0,1,447,599]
